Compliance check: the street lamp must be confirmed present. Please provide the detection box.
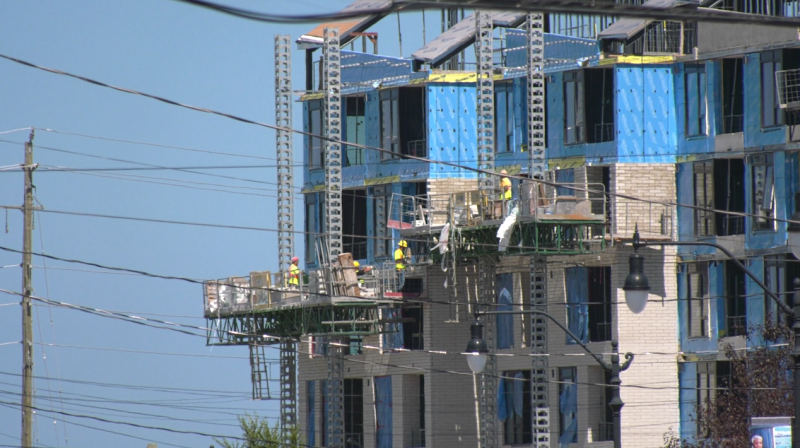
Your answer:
[465,321,489,374]
[627,227,800,448]
[465,309,633,448]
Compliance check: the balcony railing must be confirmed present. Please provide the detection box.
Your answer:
[403,139,427,158]
[596,422,614,442]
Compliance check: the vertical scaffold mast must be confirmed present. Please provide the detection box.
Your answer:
[323,27,346,448]
[527,13,551,448]
[274,35,298,436]
[476,11,495,194]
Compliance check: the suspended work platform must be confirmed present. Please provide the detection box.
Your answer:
[203,262,406,346]
[391,181,608,260]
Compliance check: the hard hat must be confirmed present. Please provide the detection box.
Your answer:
[500,169,508,175]
[291,257,299,263]
[398,240,408,248]
[353,261,360,267]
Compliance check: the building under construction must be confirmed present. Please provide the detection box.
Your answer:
[201,1,800,447]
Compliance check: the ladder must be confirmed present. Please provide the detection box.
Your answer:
[249,343,271,400]
[326,343,345,448]
[279,339,297,437]
[478,257,498,448]
[530,257,551,447]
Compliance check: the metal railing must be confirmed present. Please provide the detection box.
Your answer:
[777,68,800,110]
[722,114,744,134]
[614,198,675,239]
[404,140,427,157]
[596,422,614,442]
[594,123,615,143]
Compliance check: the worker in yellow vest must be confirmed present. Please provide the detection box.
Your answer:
[394,240,409,291]
[500,169,512,200]
[289,256,300,289]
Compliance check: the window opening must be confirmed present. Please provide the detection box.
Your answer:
[308,100,324,169]
[343,189,368,259]
[403,306,424,350]
[751,153,775,231]
[586,68,615,143]
[711,159,745,236]
[412,375,426,447]
[587,267,612,343]
[500,370,532,445]
[687,262,710,338]
[380,88,426,159]
[555,168,575,198]
[696,361,716,437]
[345,96,366,167]
[722,58,744,134]
[344,378,364,448]
[685,63,707,137]
[306,195,316,263]
[764,255,800,326]
[495,81,516,153]
[724,260,747,337]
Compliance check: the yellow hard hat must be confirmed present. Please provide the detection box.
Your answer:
[398,240,408,248]
[353,261,360,267]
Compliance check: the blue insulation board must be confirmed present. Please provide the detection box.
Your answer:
[615,64,677,163]
[427,84,478,179]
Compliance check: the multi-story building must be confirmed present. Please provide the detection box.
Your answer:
[203,2,800,447]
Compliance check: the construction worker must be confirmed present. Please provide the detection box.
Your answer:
[289,256,300,289]
[500,169,512,200]
[499,169,512,217]
[394,240,409,291]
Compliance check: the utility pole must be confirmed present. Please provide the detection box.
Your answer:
[21,131,35,448]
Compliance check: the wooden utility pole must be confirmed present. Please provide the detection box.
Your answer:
[21,131,35,448]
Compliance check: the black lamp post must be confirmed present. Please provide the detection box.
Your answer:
[625,227,800,447]
[464,309,633,448]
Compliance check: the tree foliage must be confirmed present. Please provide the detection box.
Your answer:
[663,321,794,447]
[214,414,302,448]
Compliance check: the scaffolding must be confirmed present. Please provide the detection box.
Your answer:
[324,27,343,262]
[275,35,295,273]
[530,257,551,448]
[476,11,496,193]
[527,14,546,180]
[478,258,498,448]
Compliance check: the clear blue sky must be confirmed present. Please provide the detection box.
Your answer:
[0,1,437,447]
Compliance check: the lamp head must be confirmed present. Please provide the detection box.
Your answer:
[465,321,489,374]
[623,252,650,314]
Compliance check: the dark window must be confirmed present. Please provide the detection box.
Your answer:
[347,335,363,355]
[596,370,614,442]
[687,262,709,338]
[412,375,426,447]
[564,71,584,145]
[380,88,426,159]
[559,367,578,445]
[588,267,612,343]
[403,306,424,350]
[343,189,368,260]
[762,50,783,128]
[502,370,532,445]
[722,58,744,134]
[714,159,745,236]
[308,100,324,169]
[345,96,366,167]
[685,63,706,137]
[585,68,615,143]
[716,360,733,389]
[495,82,516,153]
[344,379,364,448]
[751,153,775,232]
[724,260,747,337]
[308,381,316,446]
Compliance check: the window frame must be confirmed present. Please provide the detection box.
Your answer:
[494,81,516,153]
[687,262,710,339]
[724,260,747,338]
[750,153,775,232]
[685,62,707,137]
[558,367,578,445]
[761,50,784,129]
[344,378,364,448]
[308,99,324,169]
[502,370,532,445]
[379,89,399,160]
[563,71,585,145]
[693,161,715,237]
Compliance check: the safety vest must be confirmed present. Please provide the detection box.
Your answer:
[394,248,406,270]
[500,177,512,200]
[289,264,300,285]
